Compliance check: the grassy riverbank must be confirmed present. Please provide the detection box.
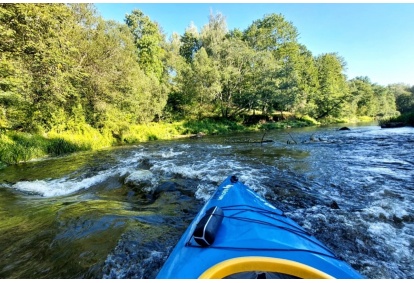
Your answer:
[0,115,373,167]
[379,112,414,127]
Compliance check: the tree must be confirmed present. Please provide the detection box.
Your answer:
[348,77,376,117]
[125,9,165,80]
[0,3,81,132]
[200,10,227,58]
[215,37,261,118]
[243,13,298,52]
[179,22,201,63]
[388,83,414,114]
[313,53,349,119]
[191,48,221,118]
[293,45,320,116]
[373,84,398,117]
[272,43,319,116]
[243,14,312,116]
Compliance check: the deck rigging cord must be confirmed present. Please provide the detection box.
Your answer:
[186,204,339,260]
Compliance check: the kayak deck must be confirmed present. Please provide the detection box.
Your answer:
[156,176,363,279]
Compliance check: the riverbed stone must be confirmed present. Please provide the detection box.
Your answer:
[124,170,155,193]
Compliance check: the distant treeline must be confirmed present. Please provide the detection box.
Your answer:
[1,3,413,140]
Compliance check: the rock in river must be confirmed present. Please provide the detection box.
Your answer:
[124,170,156,193]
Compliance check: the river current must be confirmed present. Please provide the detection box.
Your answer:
[0,124,413,278]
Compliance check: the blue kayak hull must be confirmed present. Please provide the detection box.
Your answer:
[156,176,363,279]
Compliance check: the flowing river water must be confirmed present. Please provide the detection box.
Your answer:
[0,124,413,279]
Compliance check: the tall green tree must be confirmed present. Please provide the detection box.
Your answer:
[348,77,376,117]
[373,84,398,117]
[0,3,80,131]
[215,37,261,118]
[313,53,349,119]
[243,14,313,116]
[191,47,221,118]
[272,43,319,116]
[200,11,227,58]
[179,22,201,63]
[125,9,165,80]
[243,13,298,52]
[293,44,320,116]
[163,32,190,119]
[388,83,414,114]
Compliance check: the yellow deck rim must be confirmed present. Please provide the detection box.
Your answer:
[199,256,334,279]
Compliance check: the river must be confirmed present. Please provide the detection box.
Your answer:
[0,124,413,279]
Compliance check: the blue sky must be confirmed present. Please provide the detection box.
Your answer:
[94,3,414,87]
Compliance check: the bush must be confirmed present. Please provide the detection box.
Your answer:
[183,118,244,135]
[296,115,320,125]
[46,138,84,156]
[0,133,44,164]
[379,112,414,127]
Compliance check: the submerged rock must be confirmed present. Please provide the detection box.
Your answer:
[124,170,157,196]
[125,170,154,187]
[329,200,340,209]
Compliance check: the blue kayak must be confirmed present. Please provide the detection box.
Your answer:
[156,176,363,279]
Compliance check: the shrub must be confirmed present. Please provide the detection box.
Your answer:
[46,138,84,156]
[379,112,414,127]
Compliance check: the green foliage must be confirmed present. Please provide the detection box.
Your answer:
[46,138,86,156]
[0,132,45,164]
[122,122,183,143]
[48,124,112,151]
[380,112,414,127]
[296,115,320,125]
[0,4,408,167]
[125,9,165,80]
[313,53,349,119]
[243,13,298,52]
[183,118,245,135]
[257,116,317,131]
[179,23,201,63]
[388,83,414,114]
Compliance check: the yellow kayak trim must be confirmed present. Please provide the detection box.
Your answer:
[199,256,334,279]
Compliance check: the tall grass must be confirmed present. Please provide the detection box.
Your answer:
[118,122,183,143]
[0,133,47,165]
[0,124,112,165]
[47,124,112,151]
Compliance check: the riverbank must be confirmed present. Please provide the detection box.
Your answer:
[0,115,371,167]
[379,112,414,128]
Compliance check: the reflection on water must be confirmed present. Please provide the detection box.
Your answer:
[0,125,413,278]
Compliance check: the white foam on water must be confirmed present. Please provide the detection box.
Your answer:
[117,150,151,167]
[366,221,412,258]
[194,183,216,202]
[367,222,394,237]
[158,148,184,158]
[150,158,232,181]
[177,144,191,149]
[363,205,390,219]
[207,144,232,149]
[12,169,118,197]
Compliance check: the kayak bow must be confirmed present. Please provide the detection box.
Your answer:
[156,175,363,279]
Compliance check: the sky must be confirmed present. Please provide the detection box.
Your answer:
[93,2,414,87]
